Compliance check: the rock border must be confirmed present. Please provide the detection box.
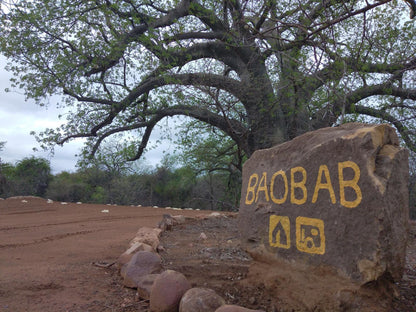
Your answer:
[117,210,264,312]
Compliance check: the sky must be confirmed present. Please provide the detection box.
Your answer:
[0,55,171,174]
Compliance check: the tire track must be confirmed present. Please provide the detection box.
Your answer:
[0,209,57,215]
[0,214,159,231]
[0,229,101,249]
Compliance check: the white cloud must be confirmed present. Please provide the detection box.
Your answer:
[0,55,173,174]
[0,56,87,173]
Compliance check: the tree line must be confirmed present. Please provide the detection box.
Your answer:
[1,152,416,218]
[0,155,241,211]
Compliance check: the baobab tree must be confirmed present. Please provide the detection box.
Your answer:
[0,0,415,164]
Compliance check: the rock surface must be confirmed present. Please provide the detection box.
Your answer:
[129,227,162,250]
[150,270,191,312]
[122,251,163,288]
[136,274,159,300]
[179,287,225,312]
[117,242,154,269]
[215,305,265,312]
[158,214,175,231]
[172,215,186,224]
[239,123,409,284]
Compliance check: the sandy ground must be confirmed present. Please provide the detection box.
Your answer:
[0,197,207,312]
[1,196,415,311]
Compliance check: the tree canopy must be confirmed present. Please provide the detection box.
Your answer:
[1,0,416,164]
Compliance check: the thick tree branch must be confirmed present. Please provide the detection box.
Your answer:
[404,0,416,18]
[159,41,249,77]
[86,0,192,75]
[127,105,248,160]
[351,104,416,152]
[305,56,416,97]
[60,70,248,154]
[311,82,416,134]
[78,101,248,161]
[344,84,416,103]
[189,1,228,32]
[121,72,245,110]
[162,31,227,43]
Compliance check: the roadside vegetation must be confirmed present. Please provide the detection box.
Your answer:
[0,140,241,211]
[1,150,416,217]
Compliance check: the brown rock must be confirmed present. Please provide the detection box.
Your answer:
[129,227,162,250]
[179,287,225,312]
[123,251,163,288]
[158,214,175,231]
[120,263,128,278]
[172,215,186,224]
[239,123,409,284]
[208,212,222,218]
[150,270,191,312]
[137,274,159,300]
[215,305,265,312]
[117,242,154,269]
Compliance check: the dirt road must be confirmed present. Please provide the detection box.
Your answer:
[0,197,206,312]
[1,196,415,312]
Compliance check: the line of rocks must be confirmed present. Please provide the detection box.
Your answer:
[117,213,264,312]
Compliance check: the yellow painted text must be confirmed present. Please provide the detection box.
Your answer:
[245,161,362,208]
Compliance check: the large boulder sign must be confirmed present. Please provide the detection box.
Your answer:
[239,123,409,284]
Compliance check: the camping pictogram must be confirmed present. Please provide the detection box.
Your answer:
[269,215,291,249]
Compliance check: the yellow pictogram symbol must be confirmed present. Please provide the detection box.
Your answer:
[296,217,325,255]
[269,215,291,249]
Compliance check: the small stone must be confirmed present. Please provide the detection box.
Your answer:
[199,232,208,240]
[179,287,225,312]
[208,212,222,218]
[150,270,191,312]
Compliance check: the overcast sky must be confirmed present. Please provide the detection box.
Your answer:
[0,55,171,174]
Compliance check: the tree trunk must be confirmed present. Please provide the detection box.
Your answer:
[242,56,289,156]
